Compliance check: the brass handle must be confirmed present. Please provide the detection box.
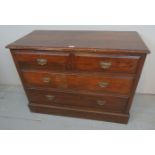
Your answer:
[37,58,47,66]
[98,82,109,88]
[46,95,55,101]
[97,100,106,106]
[100,62,112,69]
[43,77,51,83]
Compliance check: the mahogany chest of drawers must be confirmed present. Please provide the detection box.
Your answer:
[7,30,149,124]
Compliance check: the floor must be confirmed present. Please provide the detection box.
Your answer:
[0,85,154,130]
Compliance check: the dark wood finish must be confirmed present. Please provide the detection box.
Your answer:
[29,103,129,124]
[22,71,134,95]
[14,50,70,71]
[6,30,149,124]
[74,53,140,74]
[7,31,149,53]
[27,88,128,113]
[125,54,147,112]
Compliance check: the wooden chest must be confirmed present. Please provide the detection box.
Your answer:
[6,30,149,124]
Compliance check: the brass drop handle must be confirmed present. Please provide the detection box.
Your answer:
[37,58,47,66]
[46,95,55,101]
[100,62,112,69]
[43,77,51,83]
[97,100,106,106]
[98,82,109,88]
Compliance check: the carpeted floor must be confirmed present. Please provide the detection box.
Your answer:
[0,85,154,130]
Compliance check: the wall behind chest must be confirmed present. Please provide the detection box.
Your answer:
[0,25,154,94]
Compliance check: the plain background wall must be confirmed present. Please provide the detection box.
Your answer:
[0,25,154,94]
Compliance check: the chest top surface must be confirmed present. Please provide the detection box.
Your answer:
[6,30,149,53]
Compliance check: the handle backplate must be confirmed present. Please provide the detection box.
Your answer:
[98,82,109,88]
[100,62,112,69]
[97,100,106,106]
[43,77,51,83]
[37,58,47,66]
[46,95,55,101]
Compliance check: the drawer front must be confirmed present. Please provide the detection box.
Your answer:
[27,89,128,113]
[14,51,69,71]
[74,53,140,74]
[22,71,134,95]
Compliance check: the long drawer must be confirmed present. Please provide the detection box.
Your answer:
[27,89,128,113]
[22,71,134,95]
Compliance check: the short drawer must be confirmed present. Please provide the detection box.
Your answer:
[27,89,128,113]
[74,53,140,74]
[14,51,69,71]
[22,71,134,95]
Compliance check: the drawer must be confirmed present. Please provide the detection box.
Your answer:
[27,89,128,113]
[74,53,140,74]
[14,51,69,71]
[22,71,134,95]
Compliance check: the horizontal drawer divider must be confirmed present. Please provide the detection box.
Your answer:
[21,69,136,78]
[25,87,129,99]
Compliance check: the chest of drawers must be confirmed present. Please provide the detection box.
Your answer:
[7,30,149,124]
